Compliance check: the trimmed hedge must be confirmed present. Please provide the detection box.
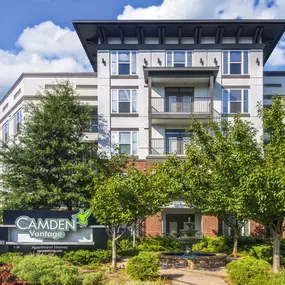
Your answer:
[63,250,112,266]
[126,252,159,281]
[227,256,271,285]
[192,236,228,253]
[82,272,103,285]
[136,236,182,252]
[12,255,81,285]
[0,252,24,266]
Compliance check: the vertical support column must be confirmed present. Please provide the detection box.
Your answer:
[210,75,214,119]
[148,77,152,155]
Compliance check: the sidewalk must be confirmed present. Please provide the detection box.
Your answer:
[161,267,228,285]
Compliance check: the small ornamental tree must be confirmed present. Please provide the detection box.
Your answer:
[243,96,285,272]
[92,164,173,268]
[182,116,262,256]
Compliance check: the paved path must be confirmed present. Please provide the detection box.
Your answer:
[161,268,228,285]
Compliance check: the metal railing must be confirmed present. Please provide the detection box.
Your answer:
[150,138,190,155]
[151,97,211,114]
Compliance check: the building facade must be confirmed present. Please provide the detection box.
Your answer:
[2,20,285,238]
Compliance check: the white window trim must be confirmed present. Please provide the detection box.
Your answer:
[111,131,138,156]
[111,51,137,75]
[3,121,9,142]
[15,110,22,135]
[111,89,137,114]
[222,50,249,75]
[166,51,192,67]
[222,89,250,114]
[223,221,250,237]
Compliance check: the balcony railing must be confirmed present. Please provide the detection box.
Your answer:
[150,138,190,155]
[151,97,211,114]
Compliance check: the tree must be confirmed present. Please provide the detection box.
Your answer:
[0,81,125,210]
[181,116,262,256]
[243,96,285,272]
[92,164,173,268]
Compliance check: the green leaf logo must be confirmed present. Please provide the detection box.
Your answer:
[72,209,92,227]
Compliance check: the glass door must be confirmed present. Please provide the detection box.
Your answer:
[165,87,194,112]
[166,130,191,154]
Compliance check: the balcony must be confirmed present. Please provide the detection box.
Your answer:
[151,97,211,126]
[150,138,190,156]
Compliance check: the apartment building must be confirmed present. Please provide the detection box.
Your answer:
[2,20,285,238]
[0,73,98,144]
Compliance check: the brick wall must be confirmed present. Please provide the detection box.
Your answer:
[250,220,265,237]
[141,212,162,237]
[202,216,219,237]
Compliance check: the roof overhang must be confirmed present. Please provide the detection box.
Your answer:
[143,66,219,85]
[73,19,285,72]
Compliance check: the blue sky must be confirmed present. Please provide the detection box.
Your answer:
[1,0,285,97]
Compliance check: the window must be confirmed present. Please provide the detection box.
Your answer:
[111,90,137,113]
[111,51,137,75]
[223,51,249,75]
[166,51,192,67]
[223,220,250,237]
[111,131,138,155]
[15,110,22,134]
[87,107,98,133]
[3,121,9,143]
[222,89,249,114]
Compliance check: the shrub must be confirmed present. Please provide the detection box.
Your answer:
[126,252,159,281]
[12,254,81,285]
[82,272,103,285]
[0,264,27,285]
[227,256,271,285]
[137,236,182,252]
[249,244,272,264]
[0,252,24,266]
[63,250,112,265]
[192,236,228,253]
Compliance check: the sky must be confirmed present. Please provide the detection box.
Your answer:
[1,0,285,97]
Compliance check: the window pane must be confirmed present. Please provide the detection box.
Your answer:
[118,64,130,75]
[187,51,192,67]
[244,90,249,113]
[167,51,172,67]
[230,63,241,74]
[119,132,131,144]
[174,63,185,67]
[119,102,130,113]
[223,90,229,113]
[230,51,242,62]
[118,52,130,62]
[230,90,242,101]
[112,90,117,113]
[132,132,137,155]
[243,51,249,74]
[111,52,117,75]
[174,51,185,63]
[223,51,228,75]
[132,90,137,113]
[119,90,130,101]
[230,102,241,113]
[119,144,131,155]
[132,51,136,75]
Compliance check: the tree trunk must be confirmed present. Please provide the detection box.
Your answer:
[111,227,117,269]
[133,227,136,248]
[273,232,281,273]
[232,227,239,257]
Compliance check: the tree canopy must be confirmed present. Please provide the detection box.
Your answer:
[0,81,126,210]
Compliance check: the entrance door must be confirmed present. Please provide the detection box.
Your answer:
[165,87,194,112]
[166,214,195,236]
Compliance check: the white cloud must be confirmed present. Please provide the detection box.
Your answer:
[0,21,91,97]
[118,0,285,68]
[118,0,282,20]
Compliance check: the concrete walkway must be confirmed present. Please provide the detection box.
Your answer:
[161,268,228,285]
